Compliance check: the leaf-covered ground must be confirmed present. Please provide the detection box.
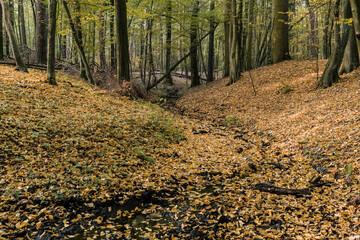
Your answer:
[1,61,360,239]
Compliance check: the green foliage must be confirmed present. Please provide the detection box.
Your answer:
[222,115,242,127]
[281,82,293,93]
[344,164,353,177]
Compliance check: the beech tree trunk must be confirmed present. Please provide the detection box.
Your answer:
[207,0,215,82]
[35,0,47,64]
[0,4,3,60]
[0,0,27,72]
[47,0,57,85]
[245,0,254,70]
[340,25,359,74]
[223,0,230,77]
[190,0,200,87]
[74,0,86,79]
[350,0,360,61]
[318,0,350,88]
[164,0,173,85]
[228,0,242,85]
[17,0,26,51]
[272,0,290,63]
[115,0,130,83]
[99,10,106,69]
[305,0,318,59]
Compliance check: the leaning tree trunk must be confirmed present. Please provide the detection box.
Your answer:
[35,0,47,64]
[62,0,94,85]
[115,0,130,83]
[318,0,350,88]
[74,0,87,80]
[0,0,27,72]
[47,0,57,85]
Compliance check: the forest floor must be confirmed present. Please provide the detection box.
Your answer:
[0,60,360,239]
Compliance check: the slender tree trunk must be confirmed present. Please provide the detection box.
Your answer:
[190,0,200,87]
[165,0,173,85]
[35,0,47,64]
[223,0,230,77]
[17,0,26,51]
[350,0,360,60]
[0,0,27,72]
[62,0,94,84]
[0,4,3,60]
[272,0,290,63]
[228,0,242,85]
[99,10,106,69]
[323,1,332,58]
[305,0,318,59]
[74,0,86,79]
[207,0,215,82]
[245,0,254,70]
[47,0,57,85]
[318,0,350,88]
[110,0,115,69]
[115,0,130,83]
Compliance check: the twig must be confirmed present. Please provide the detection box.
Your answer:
[249,70,257,96]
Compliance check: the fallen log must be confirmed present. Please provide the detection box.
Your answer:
[254,183,311,196]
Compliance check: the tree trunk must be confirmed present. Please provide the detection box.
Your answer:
[305,0,318,59]
[323,1,332,59]
[164,0,173,85]
[62,0,94,85]
[350,0,360,61]
[74,0,86,79]
[110,0,115,69]
[0,4,3,60]
[35,0,47,64]
[228,0,242,85]
[0,0,27,72]
[207,0,215,82]
[17,0,26,51]
[115,0,130,83]
[99,10,106,69]
[318,0,350,88]
[223,0,230,77]
[340,26,359,74]
[190,0,200,87]
[245,0,254,70]
[271,0,290,63]
[47,0,57,85]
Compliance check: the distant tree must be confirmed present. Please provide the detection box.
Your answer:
[228,0,242,85]
[115,0,130,83]
[305,0,317,59]
[0,0,27,72]
[17,0,26,51]
[207,0,215,82]
[164,0,173,85]
[47,0,57,85]
[272,0,290,63]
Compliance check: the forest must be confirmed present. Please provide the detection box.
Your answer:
[0,0,360,239]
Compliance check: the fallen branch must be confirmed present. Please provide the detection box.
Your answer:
[254,183,311,196]
[0,61,61,70]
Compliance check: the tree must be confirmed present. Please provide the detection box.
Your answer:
[62,0,94,85]
[318,0,350,88]
[305,0,317,59]
[350,0,360,60]
[190,0,200,87]
[245,0,254,70]
[164,0,173,85]
[207,0,216,82]
[47,0,57,85]
[0,0,27,72]
[272,0,290,63]
[115,0,130,83]
[36,0,47,64]
[228,0,242,85]
[0,4,3,60]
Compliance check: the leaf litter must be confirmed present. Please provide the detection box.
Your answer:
[0,60,360,239]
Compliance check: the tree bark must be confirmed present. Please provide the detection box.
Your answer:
[271,0,290,63]
[228,0,242,85]
[74,0,86,79]
[350,0,360,61]
[164,0,173,85]
[47,0,57,85]
[0,0,27,72]
[110,0,115,69]
[62,0,94,85]
[305,0,318,59]
[17,0,26,51]
[223,0,231,77]
[340,24,359,74]
[115,0,130,83]
[318,0,350,88]
[207,0,215,82]
[190,0,200,87]
[0,4,3,60]
[245,0,254,70]
[35,0,47,64]
[99,10,106,69]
